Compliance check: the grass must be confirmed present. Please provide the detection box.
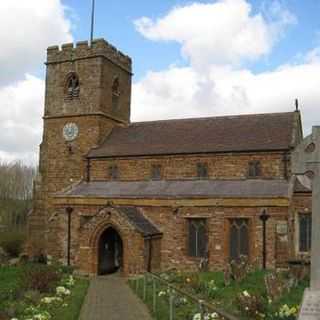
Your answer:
[129,276,200,320]
[0,264,89,320]
[51,277,89,320]
[0,266,23,313]
[129,270,308,320]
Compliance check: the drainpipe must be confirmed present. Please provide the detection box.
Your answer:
[283,152,289,180]
[86,158,91,182]
[148,238,153,272]
[66,207,73,266]
[259,209,270,269]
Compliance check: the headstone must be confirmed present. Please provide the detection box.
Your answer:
[230,255,249,281]
[292,126,320,319]
[224,263,232,286]
[298,289,320,320]
[264,272,286,300]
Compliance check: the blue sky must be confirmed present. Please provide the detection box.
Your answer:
[0,0,320,163]
[63,0,320,79]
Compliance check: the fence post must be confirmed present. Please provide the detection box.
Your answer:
[136,277,140,296]
[135,277,138,292]
[143,274,147,301]
[199,300,204,318]
[152,277,157,313]
[169,289,174,320]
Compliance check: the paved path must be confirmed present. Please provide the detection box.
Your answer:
[79,275,152,320]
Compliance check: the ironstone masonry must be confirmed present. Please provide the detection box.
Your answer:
[27,38,313,276]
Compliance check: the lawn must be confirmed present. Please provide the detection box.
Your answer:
[129,269,308,320]
[0,264,89,320]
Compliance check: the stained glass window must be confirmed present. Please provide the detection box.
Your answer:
[229,218,249,262]
[188,219,207,257]
[299,214,312,252]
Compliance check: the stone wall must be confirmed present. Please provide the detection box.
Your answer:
[139,205,288,271]
[89,151,287,181]
[52,205,147,276]
[50,201,290,275]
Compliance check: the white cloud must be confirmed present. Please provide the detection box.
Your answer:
[135,0,296,69]
[132,1,319,135]
[0,75,44,164]
[0,0,72,163]
[132,60,320,136]
[0,0,72,84]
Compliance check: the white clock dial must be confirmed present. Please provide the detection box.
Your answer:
[63,123,79,141]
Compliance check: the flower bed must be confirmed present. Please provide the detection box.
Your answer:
[0,263,89,320]
[129,269,307,320]
[163,270,305,319]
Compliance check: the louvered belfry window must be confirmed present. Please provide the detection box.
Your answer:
[66,73,80,99]
[188,218,207,257]
[229,218,249,262]
[299,214,312,252]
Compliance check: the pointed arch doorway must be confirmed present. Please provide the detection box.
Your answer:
[98,227,123,275]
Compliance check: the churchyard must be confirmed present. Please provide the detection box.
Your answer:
[129,260,308,320]
[0,225,88,320]
[0,261,88,320]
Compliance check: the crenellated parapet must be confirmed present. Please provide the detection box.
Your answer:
[47,38,132,73]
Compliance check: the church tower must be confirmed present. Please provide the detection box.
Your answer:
[28,39,132,258]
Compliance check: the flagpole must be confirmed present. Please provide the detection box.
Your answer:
[90,0,95,45]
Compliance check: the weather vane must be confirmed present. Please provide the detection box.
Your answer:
[90,0,96,44]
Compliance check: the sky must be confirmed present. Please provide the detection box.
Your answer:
[0,0,320,164]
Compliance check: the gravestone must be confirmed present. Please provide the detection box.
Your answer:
[291,126,320,320]
[265,272,286,300]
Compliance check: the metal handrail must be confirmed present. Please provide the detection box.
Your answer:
[144,272,240,320]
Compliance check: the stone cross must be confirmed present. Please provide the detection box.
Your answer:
[292,126,320,320]
[292,126,320,290]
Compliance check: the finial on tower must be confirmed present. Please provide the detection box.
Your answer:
[295,98,299,112]
[90,0,96,45]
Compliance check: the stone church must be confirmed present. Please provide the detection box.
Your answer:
[27,38,312,276]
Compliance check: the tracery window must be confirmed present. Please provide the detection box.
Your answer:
[299,214,312,252]
[112,77,120,110]
[229,218,249,262]
[188,218,207,257]
[66,73,80,99]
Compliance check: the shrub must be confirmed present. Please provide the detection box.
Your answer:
[21,264,61,293]
[0,231,25,257]
[236,290,266,319]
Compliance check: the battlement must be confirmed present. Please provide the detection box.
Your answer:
[47,38,132,73]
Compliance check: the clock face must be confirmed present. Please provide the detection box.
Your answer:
[63,123,79,141]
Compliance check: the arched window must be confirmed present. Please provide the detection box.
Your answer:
[112,77,120,109]
[66,73,80,99]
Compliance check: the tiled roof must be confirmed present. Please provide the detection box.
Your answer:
[88,112,296,158]
[117,206,161,237]
[59,179,289,199]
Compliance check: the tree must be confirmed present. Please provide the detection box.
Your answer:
[0,159,36,230]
